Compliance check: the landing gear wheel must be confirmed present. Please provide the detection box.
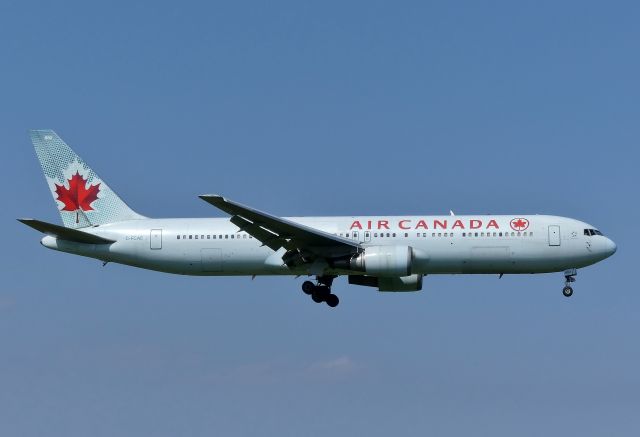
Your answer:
[311,292,324,303]
[325,294,339,308]
[301,281,315,295]
[562,286,573,297]
[303,276,339,307]
[562,269,577,298]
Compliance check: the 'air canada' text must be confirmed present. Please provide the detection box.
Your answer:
[349,219,500,230]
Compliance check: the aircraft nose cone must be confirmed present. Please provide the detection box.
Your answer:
[604,238,617,257]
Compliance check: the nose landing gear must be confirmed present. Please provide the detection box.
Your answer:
[563,269,577,297]
[301,275,339,307]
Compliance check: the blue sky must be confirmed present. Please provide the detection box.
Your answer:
[1,1,639,436]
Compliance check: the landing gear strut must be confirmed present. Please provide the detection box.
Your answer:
[301,275,339,307]
[563,269,576,297]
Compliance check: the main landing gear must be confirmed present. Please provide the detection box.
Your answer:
[563,269,577,297]
[302,275,339,308]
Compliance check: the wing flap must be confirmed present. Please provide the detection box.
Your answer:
[18,218,115,244]
[229,215,285,251]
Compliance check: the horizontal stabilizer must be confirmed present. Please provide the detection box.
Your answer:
[17,218,115,244]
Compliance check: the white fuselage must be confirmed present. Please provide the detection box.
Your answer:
[41,215,616,277]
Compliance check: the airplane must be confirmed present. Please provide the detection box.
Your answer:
[19,130,617,307]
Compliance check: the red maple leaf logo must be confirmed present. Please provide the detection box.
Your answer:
[510,218,529,231]
[55,171,101,214]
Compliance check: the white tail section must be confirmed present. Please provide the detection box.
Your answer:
[30,130,146,228]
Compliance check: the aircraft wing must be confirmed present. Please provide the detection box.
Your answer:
[199,195,360,261]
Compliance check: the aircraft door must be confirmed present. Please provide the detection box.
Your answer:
[548,225,561,246]
[150,229,162,249]
[356,231,372,243]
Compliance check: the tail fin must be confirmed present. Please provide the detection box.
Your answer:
[30,130,146,228]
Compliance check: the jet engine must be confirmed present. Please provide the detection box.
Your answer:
[333,245,413,277]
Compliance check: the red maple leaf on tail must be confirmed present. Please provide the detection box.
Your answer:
[55,172,101,223]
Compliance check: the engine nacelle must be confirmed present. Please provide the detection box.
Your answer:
[378,274,423,291]
[335,245,413,277]
[348,274,423,292]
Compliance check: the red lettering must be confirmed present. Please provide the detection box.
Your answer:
[470,219,482,229]
[350,220,362,230]
[434,219,448,229]
[486,219,499,229]
[415,220,429,229]
[452,219,465,229]
[399,220,411,230]
[378,220,389,230]
[367,220,372,230]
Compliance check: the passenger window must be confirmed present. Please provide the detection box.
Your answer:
[499,232,502,237]
[462,233,466,237]
[404,233,408,237]
[177,235,180,239]
[189,235,193,239]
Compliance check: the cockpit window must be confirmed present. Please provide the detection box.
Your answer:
[584,229,604,236]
